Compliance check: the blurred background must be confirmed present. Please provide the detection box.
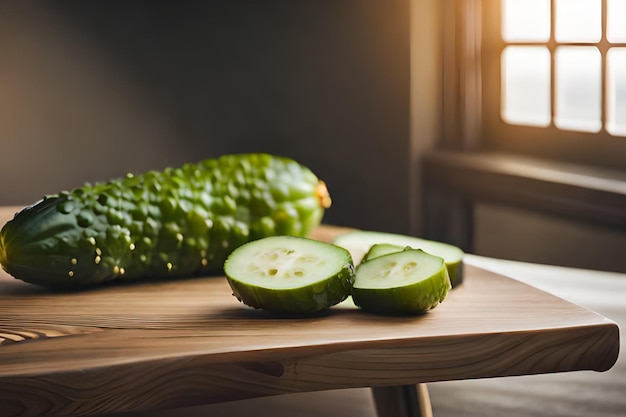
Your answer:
[1,0,625,271]
[0,0,412,234]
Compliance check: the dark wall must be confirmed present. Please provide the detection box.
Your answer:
[0,1,411,232]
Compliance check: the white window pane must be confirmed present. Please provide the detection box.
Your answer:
[607,48,626,136]
[555,46,602,132]
[555,0,602,43]
[501,47,551,127]
[502,0,550,42]
[607,0,626,42]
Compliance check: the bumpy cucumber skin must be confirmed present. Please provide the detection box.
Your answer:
[0,154,330,288]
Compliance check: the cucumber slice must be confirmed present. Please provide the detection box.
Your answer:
[224,235,355,314]
[352,249,451,314]
[334,230,464,288]
[362,243,406,263]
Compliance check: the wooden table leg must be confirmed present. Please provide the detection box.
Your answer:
[371,384,433,417]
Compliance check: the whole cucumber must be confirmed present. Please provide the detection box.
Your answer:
[0,153,332,288]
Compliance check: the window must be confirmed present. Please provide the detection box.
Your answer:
[500,0,626,135]
[474,0,626,170]
[425,0,626,262]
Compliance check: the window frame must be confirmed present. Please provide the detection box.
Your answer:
[422,0,626,257]
[443,0,626,171]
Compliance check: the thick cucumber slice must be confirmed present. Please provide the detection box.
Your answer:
[352,249,451,314]
[334,230,464,288]
[224,235,355,314]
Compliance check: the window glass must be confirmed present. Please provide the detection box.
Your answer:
[501,46,551,126]
[607,48,626,135]
[502,0,550,42]
[607,0,626,42]
[554,47,602,132]
[555,0,602,43]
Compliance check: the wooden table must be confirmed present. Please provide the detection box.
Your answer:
[0,207,619,417]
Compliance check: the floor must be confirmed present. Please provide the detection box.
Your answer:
[110,256,625,417]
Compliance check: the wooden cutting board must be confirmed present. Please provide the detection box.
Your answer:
[0,206,619,417]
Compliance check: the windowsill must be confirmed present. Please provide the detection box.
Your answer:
[421,150,626,231]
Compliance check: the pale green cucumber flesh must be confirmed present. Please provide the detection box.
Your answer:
[352,249,451,314]
[224,235,355,313]
[334,230,464,288]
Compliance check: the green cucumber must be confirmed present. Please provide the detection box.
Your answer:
[0,153,332,288]
[224,235,355,314]
[334,230,464,288]
[362,243,406,263]
[352,249,451,314]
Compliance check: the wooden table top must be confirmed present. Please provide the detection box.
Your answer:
[0,207,619,417]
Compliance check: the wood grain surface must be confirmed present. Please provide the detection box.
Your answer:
[0,206,619,417]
